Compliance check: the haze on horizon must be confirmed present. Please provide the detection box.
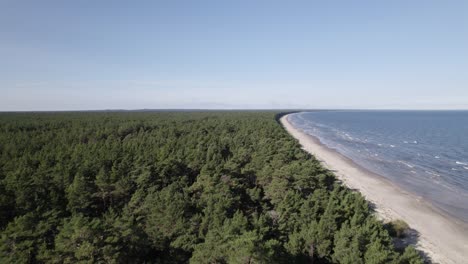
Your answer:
[1,1,467,111]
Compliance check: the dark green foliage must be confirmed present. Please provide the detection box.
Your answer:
[398,246,424,264]
[0,112,423,263]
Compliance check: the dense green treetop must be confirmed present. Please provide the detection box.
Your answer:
[0,112,422,263]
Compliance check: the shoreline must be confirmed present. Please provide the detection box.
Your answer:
[281,114,468,264]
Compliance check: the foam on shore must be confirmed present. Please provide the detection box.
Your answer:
[281,114,468,264]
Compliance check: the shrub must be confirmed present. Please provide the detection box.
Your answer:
[386,219,410,238]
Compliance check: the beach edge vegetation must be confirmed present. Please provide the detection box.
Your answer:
[0,111,423,263]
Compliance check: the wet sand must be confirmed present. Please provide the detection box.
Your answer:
[281,114,468,264]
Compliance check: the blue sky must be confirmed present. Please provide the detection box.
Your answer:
[1,0,467,110]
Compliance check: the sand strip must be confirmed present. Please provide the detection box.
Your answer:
[281,114,468,264]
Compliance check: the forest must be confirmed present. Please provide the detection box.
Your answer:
[0,111,423,263]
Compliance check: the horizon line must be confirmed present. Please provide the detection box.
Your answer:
[2,108,468,113]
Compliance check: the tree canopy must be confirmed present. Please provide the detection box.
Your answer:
[0,111,423,263]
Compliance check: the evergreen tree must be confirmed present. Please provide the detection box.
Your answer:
[0,112,424,263]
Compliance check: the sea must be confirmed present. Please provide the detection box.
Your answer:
[288,110,468,223]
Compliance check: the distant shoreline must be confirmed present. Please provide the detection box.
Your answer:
[281,113,468,264]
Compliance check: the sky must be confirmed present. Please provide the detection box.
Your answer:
[1,0,468,110]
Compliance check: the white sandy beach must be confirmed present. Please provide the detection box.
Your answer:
[281,114,468,264]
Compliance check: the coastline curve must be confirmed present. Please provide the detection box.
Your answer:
[280,113,468,264]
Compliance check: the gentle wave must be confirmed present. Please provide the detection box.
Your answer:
[398,160,415,168]
[290,111,468,222]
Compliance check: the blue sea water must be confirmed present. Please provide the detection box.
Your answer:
[289,111,468,223]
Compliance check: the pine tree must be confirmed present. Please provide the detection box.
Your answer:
[66,171,97,215]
